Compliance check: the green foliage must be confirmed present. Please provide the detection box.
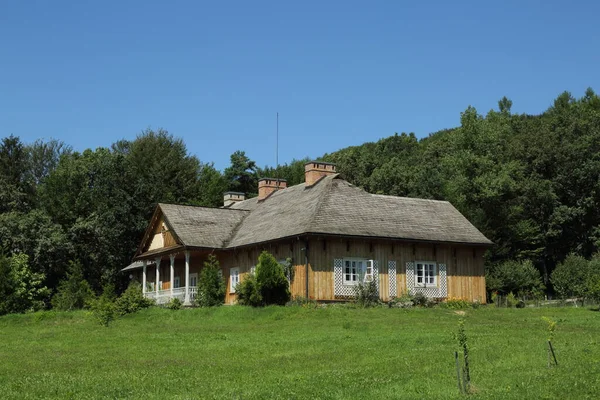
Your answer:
[114,281,154,316]
[196,255,226,307]
[354,280,381,308]
[236,273,262,307]
[551,254,591,299]
[0,253,50,315]
[255,251,291,306]
[223,150,258,196]
[89,284,117,326]
[51,261,93,311]
[387,293,415,308]
[286,296,318,308]
[237,251,291,307]
[486,260,545,297]
[456,318,471,392]
[166,297,183,310]
[412,292,432,307]
[440,298,474,309]
[541,316,557,341]
[506,292,518,307]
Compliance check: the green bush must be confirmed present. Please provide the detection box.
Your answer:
[506,292,518,307]
[196,255,226,307]
[236,273,262,307]
[0,253,50,315]
[551,254,590,299]
[354,280,380,308]
[486,260,545,297]
[387,293,414,308]
[166,297,182,310]
[440,298,473,309]
[89,284,116,326]
[255,251,290,306]
[51,261,94,311]
[412,292,431,307]
[114,281,154,316]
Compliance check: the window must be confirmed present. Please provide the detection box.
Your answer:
[416,262,436,287]
[189,273,198,288]
[343,259,374,285]
[174,276,180,288]
[230,267,240,293]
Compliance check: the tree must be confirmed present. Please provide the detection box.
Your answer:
[196,255,226,307]
[485,260,544,297]
[0,253,50,315]
[0,135,34,212]
[51,261,94,311]
[255,251,290,305]
[224,150,258,196]
[551,254,591,299]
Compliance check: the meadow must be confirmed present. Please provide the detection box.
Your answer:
[0,306,598,399]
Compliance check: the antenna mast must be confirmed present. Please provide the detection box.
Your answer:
[276,112,279,168]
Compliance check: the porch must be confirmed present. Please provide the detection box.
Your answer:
[128,250,201,306]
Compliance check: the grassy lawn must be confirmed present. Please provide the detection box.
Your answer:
[0,306,599,399]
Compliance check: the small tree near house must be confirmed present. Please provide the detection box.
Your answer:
[237,251,290,306]
[196,254,226,307]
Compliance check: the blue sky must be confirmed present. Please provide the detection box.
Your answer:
[1,1,599,171]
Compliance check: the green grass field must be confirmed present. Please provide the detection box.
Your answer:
[0,306,598,399]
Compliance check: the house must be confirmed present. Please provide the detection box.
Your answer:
[123,161,493,305]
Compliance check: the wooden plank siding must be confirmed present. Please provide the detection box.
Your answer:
[133,237,486,304]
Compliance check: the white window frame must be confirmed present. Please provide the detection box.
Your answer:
[230,267,240,293]
[189,273,198,288]
[342,258,374,285]
[174,276,180,288]
[415,261,437,287]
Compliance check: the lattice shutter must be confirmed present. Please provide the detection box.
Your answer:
[439,263,447,297]
[406,262,415,294]
[388,261,397,298]
[373,260,379,293]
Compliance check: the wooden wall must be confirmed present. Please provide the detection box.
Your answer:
[134,237,487,304]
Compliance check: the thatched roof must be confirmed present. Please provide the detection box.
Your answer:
[142,175,491,254]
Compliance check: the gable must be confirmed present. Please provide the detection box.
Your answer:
[136,207,182,257]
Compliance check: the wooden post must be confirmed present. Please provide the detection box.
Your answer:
[142,260,147,295]
[169,254,175,297]
[548,340,558,366]
[155,257,161,298]
[184,251,190,305]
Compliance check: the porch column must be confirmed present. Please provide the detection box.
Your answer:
[142,260,147,295]
[184,251,191,305]
[169,254,175,297]
[155,257,161,297]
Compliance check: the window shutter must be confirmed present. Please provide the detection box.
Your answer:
[388,261,397,298]
[364,260,374,283]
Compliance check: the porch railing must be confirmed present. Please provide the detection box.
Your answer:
[144,287,197,305]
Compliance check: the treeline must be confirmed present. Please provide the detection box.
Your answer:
[1,89,600,313]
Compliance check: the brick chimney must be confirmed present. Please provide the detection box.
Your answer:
[223,192,245,207]
[304,161,337,186]
[258,178,287,201]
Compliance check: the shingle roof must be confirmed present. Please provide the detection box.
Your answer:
[159,203,249,248]
[149,175,492,253]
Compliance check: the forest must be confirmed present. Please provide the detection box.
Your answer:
[1,89,600,312]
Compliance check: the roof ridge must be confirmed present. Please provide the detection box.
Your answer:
[369,193,450,203]
[306,174,340,231]
[161,202,251,212]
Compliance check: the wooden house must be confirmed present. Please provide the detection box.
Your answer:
[123,162,492,305]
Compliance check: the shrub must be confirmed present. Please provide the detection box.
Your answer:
[486,260,545,297]
[255,251,290,306]
[506,292,518,307]
[114,281,153,316]
[551,254,590,299]
[236,273,262,306]
[0,253,50,315]
[354,280,380,307]
[51,261,94,311]
[166,297,182,310]
[412,292,430,307]
[196,255,226,307]
[441,298,473,309]
[387,293,414,308]
[90,284,116,326]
